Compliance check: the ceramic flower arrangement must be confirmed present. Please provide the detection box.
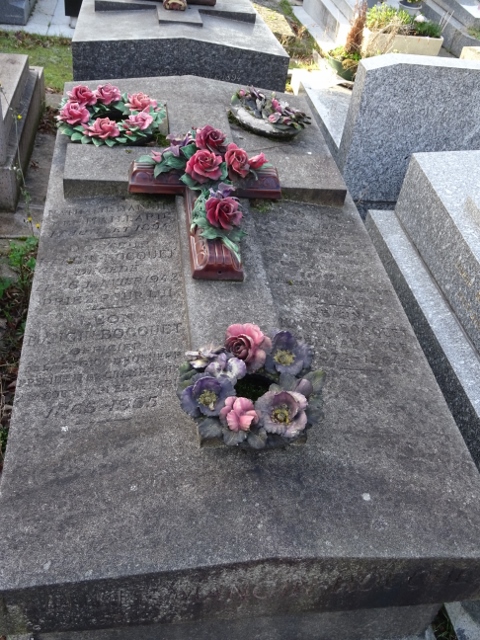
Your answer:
[177,323,325,450]
[136,125,270,261]
[230,86,311,138]
[56,84,167,146]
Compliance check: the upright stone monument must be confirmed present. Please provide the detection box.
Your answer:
[299,55,480,207]
[72,0,289,90]
[2,77,480,640]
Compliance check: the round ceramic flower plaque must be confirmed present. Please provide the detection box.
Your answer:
[177,323,325,450]
[229,87,311,141]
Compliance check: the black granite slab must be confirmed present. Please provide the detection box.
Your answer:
[2,77,480,639]
[72,0,288,89]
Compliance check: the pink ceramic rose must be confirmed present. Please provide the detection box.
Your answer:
[126,92,157,111]
[185,149,223,184]
[220,397,259,432]
[58,101,90,125]
[225,323,272,373]
[66,85,97,106]
[94,84,122,105]
[225,143,250,179]
[205,196,242,231]
[124,112,153,130]
[248,152,267,170]
[83,117,120,139]
[195,125,226,153]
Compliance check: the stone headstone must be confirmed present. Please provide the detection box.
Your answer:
[366,150,480,469]
[2,76,480,639]
[303,54,480,206]
[71,0,289,90]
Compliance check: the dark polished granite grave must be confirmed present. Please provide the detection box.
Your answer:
[72,0,289,89]
[2,77,480,639]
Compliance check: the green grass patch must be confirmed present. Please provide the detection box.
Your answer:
[0,236,39,472]
[0,29,72,91]
[468,26,480,39]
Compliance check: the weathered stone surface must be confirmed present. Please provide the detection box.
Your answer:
[446,600,480,640]
[336,55,480,203]
[62,76,347,207]
[72,0,289,89]
[366,208,480,470]
[2,78,480,638]
[0,60,45,212]
[395,151,480,354]
[29,605,439,640]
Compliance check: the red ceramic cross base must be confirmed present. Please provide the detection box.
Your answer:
[128,161,281,281]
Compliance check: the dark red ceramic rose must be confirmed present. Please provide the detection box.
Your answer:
[205,196,242,230]
[225,143,250,178]
[195,125,226,153]
[185,149,223,184]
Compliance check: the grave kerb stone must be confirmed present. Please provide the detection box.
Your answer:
[394,150,480,355]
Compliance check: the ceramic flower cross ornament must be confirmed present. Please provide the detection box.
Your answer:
[178,323,325,450]
[129,124,281,280]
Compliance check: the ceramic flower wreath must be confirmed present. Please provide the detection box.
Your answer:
[177,323,325,450]
[231,86,311,135]
[137,125,271,261]
[56,83,167,147]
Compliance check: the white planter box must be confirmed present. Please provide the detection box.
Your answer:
[361,28,444,56]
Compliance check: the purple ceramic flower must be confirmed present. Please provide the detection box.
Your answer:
[265,331,313,376]
[165,131,194,157]
[181,375,235,417]
[205,353,246,383]
[220,397,258,432]
[255,390,308,438]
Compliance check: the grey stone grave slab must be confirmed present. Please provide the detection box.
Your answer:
[72,0,288,90]
[0,54,44,211]
[366,208,480,470]
[395,150,480,355]
[61,76,347,207]
[3,77,480,639]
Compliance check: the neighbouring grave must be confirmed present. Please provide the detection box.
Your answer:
[71,0,289,90]
[298,54,480,206]
[2,77,480,639]
[366,150,480,469]
[0,0,35,24]
[0,54,44,211]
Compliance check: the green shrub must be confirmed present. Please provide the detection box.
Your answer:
[366,4,411,31]
[413,19,442,37]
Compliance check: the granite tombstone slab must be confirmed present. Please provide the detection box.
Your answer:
[395,151,480,354]
[324,55,480,204]
[72,0,289,90]
[2,77,480,638]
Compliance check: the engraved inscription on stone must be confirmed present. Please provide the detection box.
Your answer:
[17,198,189,427]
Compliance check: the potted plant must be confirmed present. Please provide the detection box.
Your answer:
[326,0,367,82]
[362,4,444,56]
